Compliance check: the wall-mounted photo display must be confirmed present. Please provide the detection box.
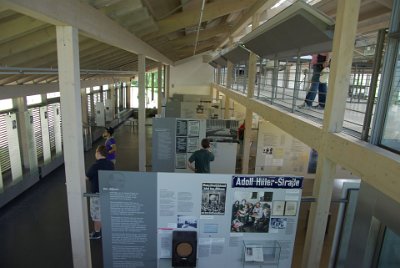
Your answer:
[176,120,188,136]
[270,218,287,229]
[284,201,298,216]
[176,137,187,153]
[201,183,227,215]
[175,154,187,169]
[231,191,273,233]
[187,137,199,153]
[272,201,285,216]
[188,120,200,137]
[206,119,239,142]
[177,215,198,229]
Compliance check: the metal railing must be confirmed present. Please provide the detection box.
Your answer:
[216,59,380,139]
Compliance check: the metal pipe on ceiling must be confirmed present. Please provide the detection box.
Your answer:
[0,66,135,76]
[193,0,206,56]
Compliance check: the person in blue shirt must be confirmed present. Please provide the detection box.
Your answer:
[188,138,215,173]
[103,127,117,165]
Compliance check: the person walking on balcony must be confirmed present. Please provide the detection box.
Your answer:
[298,53,330,109]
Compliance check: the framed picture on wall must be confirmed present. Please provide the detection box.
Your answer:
[272,201,285,216]
[284,201,298,216]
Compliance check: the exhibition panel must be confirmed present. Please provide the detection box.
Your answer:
[99,171,303,267]
[152,118,238,174]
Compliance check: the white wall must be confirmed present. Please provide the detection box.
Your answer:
[170,54,213,96]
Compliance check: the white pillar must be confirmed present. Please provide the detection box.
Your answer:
[151,72,155,101]
[138,54,146,172]
[81,87,89,126]
[226,61,233,88]
[166,65,170,100]
[14,97,37,170]
[126,80,131,109]
[157,63,162,114]
[224,96,231,119]
[302,0,362,267]
[242,14,259,174]
[110,84,117,117]
[56,25,92,268]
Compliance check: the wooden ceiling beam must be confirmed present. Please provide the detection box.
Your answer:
[80,50,133,68]
[79,46,121,64]
[0,74,24,85]
[358,4,391,22]
[357,13,391,34]
[10,74,51,84]
[0,26,55,60]
[1,38,96,67]
[158,24,231,49]
[101,0,143,18]
[163,40,219,58]
[0,14,48,43]
[375,0,393,9]
[0,0,172,64]
[143,0,257,40]
[217,0,275,49]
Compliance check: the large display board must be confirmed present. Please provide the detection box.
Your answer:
[100,171,158,267]
[100,172,303,268]
[153,118,238,174]
[255,121,311,176]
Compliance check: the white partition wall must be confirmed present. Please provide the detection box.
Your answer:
[53,105,62,156]
[255,121,311,176]
[210,142,238,173]
[99,172,303,268]
[95,102,105,127]
[104,99,114,122]
[5,113,23,181]
[153,118,239,173]
[26,110,38,171]
[40,106,51,164]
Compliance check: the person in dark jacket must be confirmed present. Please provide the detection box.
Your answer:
[86,145,114,239]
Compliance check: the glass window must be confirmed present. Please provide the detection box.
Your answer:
[103,84,109,90]
[47,92,60,99]
[0,99,13,111]
[26,94,42,106]
[93,86,100,91]
[381,46,400,152]
[378,228,400,267]
[86,87,91,94]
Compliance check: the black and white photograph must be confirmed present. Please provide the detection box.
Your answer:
[187,137,199,153]
[176,120,188,136]
[196,104,204,114]
[231,191,273,233]
[177,215,197,229]
[176,137,187,153]
[187,120,200,137]
[175,154,187,169]
[272,201,285,216]
[201,183,227,215]
[206,119,239,142]
[270,218,287,229]
[284,201,298,216]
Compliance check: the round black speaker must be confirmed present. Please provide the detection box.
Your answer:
[172,231,197,267]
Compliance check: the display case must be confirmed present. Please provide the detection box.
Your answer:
[242,240,281,267]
